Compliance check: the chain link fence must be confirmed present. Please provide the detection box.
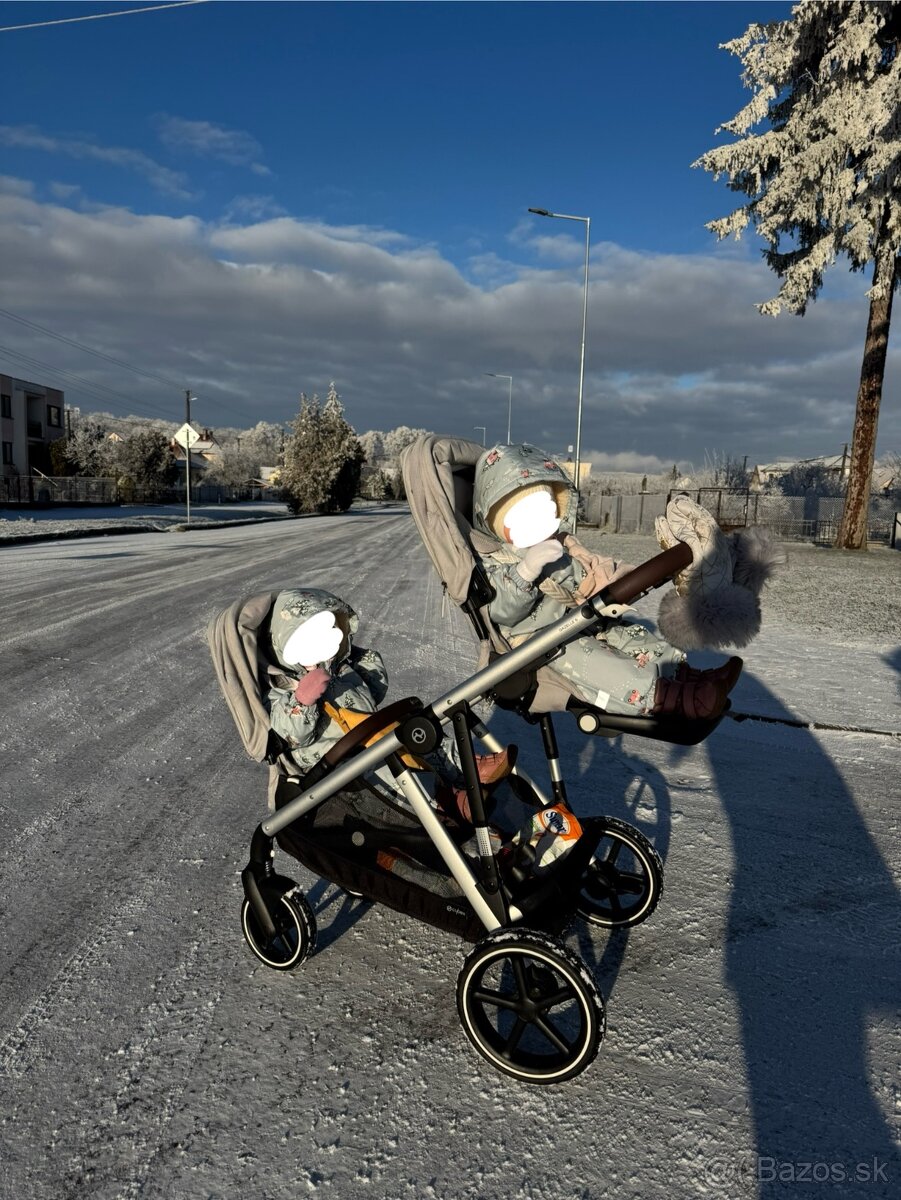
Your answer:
[583,487,898,545]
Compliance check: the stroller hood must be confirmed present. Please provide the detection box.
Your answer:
[268,588,358,671]
[207,588,359,765]
[472,443,576,543]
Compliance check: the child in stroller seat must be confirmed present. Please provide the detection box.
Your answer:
[470,442,774,721]
[266,587,515,821]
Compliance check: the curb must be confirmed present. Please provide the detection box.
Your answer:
[0,513,292,548]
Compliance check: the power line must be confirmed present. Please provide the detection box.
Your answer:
[0,2,208,35]
[0,307,257,426]
[0,307,182,391]
[0,343,177,420]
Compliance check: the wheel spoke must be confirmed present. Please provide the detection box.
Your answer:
[533,1014,575,1056]
[615,870,646,896]
[603,839,623,866]
[471,986,521,1013]
[537,985,575,1013]
[510,955,530,1002]
[501,1017,529,1058]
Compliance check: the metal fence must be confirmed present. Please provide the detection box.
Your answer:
[0,476,276,507]
[583,488,898,545]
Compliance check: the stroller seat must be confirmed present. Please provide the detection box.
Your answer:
[402,434,726,746]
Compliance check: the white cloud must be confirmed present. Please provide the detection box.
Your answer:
[0,125,192,198]
[155,115,270,175]
[0,182,896,466]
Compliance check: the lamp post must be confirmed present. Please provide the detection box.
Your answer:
[474,425,486,446]
[528,206,591,517]
[484,373,513,443]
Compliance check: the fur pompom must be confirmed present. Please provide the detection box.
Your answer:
[657,583,761,651]
[729,527,786,596]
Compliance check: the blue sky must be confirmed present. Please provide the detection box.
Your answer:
[1,0,897,472]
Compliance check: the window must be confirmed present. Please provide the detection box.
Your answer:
[1,394,10,419]
[2,442,13,465]
[47,404,62,427]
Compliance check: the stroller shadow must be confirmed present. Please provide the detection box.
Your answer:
[305,878,373,954]
[680,677,900,1193]
[571,735,675,1002]
[488,706,675,1007]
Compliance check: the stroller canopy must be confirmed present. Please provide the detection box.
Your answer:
[402,434,486,606]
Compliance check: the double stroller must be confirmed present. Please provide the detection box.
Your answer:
[209,435,728,1084]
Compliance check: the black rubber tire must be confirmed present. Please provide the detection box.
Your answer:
[577,817,663,928]
[241,889,317,970]
[456,929,605,1083]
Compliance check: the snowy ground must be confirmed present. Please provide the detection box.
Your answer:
[0,512,898,1199]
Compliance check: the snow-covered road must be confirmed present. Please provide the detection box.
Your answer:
[0,513,898,1199]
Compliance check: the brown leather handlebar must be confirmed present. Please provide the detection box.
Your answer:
[321,697,424,768]
[600,542,692,606]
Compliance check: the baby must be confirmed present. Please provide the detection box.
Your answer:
[471,444,745,720]
[267,587,513,820]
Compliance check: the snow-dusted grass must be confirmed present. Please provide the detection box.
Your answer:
[579,529,901,642]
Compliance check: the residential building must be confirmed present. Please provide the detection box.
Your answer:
[0,374,66,477]
[751,453,851,491]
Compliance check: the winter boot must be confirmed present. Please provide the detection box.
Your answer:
[676,655,743,694]
[650,677,729,721]
[435,746,518,823]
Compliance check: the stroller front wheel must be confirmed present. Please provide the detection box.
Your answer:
[241,889,317,970]
[456,929,605,1084]
[577,817,663,928]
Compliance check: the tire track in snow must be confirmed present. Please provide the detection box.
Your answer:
[61,939,224,1200]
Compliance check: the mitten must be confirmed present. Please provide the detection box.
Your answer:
[654,495,733,597]
[293,666,330,706]
[516,538,565,583]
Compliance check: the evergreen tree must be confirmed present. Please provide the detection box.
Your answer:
[281,386,364,514]
[694,1,901,549]
[321,383,364,512]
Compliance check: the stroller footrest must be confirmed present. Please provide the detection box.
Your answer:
[567,700,729,746]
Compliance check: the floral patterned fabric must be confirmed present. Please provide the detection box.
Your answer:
[473,444,686,714]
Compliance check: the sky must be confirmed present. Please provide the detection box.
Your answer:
[0,0,898,474]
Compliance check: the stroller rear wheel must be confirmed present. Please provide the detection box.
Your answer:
[577,817,663,928]
[456,929,604,1083]
[241,888,317,970]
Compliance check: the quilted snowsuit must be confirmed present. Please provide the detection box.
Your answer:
[267,587,465,800]
[472,444,685,715]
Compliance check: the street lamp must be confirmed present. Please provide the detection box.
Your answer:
[528,206,591,519]
[474,425,486,446]
[484,373,513,443]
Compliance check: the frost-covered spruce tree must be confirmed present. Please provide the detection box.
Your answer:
[321,383,364,512]
[281,393,334,514]
[694,1,901,549]
[281,387,364,514]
